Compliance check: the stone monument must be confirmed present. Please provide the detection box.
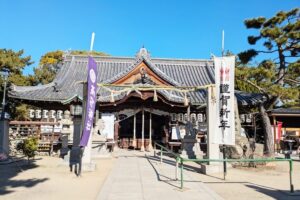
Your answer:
[59,112,73,157]
[180,121,204,159]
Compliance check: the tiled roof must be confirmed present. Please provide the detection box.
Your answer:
[9,48,263,106]
[269,108,300,116]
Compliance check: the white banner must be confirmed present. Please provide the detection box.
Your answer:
[101,113,115,139]
[213,56,235,145]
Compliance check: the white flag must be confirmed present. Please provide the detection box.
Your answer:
[213,56,235,145]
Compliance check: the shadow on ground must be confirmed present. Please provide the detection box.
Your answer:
[245,184,300,200]
[0,158,49,195]
[146,153,299,199]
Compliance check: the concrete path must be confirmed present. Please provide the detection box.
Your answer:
[97,150,222,200]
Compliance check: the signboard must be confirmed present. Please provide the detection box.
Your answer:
[213,56,235,145]
[41,125,53,133]
[171,126,180,140]
[101,113,115,139]
[80,56,98,147]
[54,124,62,133]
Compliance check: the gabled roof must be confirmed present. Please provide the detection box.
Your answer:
[9,48,263,106]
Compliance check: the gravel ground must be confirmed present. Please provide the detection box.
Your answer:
[0,156,115,200]
[192,160,300,200]
[1,153,299,200]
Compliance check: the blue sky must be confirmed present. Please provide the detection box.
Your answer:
[0,0,299,75]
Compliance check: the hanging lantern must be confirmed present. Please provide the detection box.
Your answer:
[153,89,158,102]
[191,113,197,124]
[50,110,56,119]
[170,113,177,121]
[28,109,35,118]
[197,113,203,122]
[178,113,184,122]
[35,110,41,119]
[57,110,63,119]
[183,92,189,106]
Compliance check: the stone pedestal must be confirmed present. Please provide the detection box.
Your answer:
[60,134,69,156]
[201,86,221,174]
[81,132,96,171]
[180,135,203,159]
[66,117,96,172]
[0,120,9,154]
[92,132,111,158]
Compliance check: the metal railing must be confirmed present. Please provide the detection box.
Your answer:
[153,142,294,193]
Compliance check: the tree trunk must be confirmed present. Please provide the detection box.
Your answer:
[234,97,242,138]
[278,48,285,86]
[259,104,274,157]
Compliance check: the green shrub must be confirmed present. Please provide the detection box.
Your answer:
[17,137,38,160]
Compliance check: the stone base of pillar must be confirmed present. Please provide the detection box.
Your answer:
[0,120,9,154]
[132,139,136,148]
[199,163,222,174]
[140,145,145,152]
[91,141,111,158]
[147,143,153,151]
[62,147,96,172]
[180,136,204,159]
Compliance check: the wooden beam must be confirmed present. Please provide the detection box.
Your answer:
[9,121,59,125]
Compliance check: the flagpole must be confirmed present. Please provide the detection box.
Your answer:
[90,32,95,52]
[78,32,96,176]
[221,30,227,180]
[222,30,225,57]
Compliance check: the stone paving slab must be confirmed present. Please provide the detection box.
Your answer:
[97,150,223,200]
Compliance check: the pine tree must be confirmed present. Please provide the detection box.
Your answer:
[237,8,300,157]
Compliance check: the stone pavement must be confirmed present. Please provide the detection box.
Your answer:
[97,150,222,200]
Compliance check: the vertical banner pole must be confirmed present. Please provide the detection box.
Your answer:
[222,30,225,56]
[78,32,97,176]
[90,32,95,52]
[223,144,227,180]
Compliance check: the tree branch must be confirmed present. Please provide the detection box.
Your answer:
[273,72,287,84]
[257,50,278,53]
[238,78,268,95]
[285,78,300,84]
[285,55,300,58]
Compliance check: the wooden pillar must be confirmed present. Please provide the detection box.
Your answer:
[273,116,278,152]
[133,111,137,148]
[187,105,191,122]
[141,109,145,151]
[148,111,153,151]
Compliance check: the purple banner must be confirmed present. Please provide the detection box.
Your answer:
[80,56,98,147]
